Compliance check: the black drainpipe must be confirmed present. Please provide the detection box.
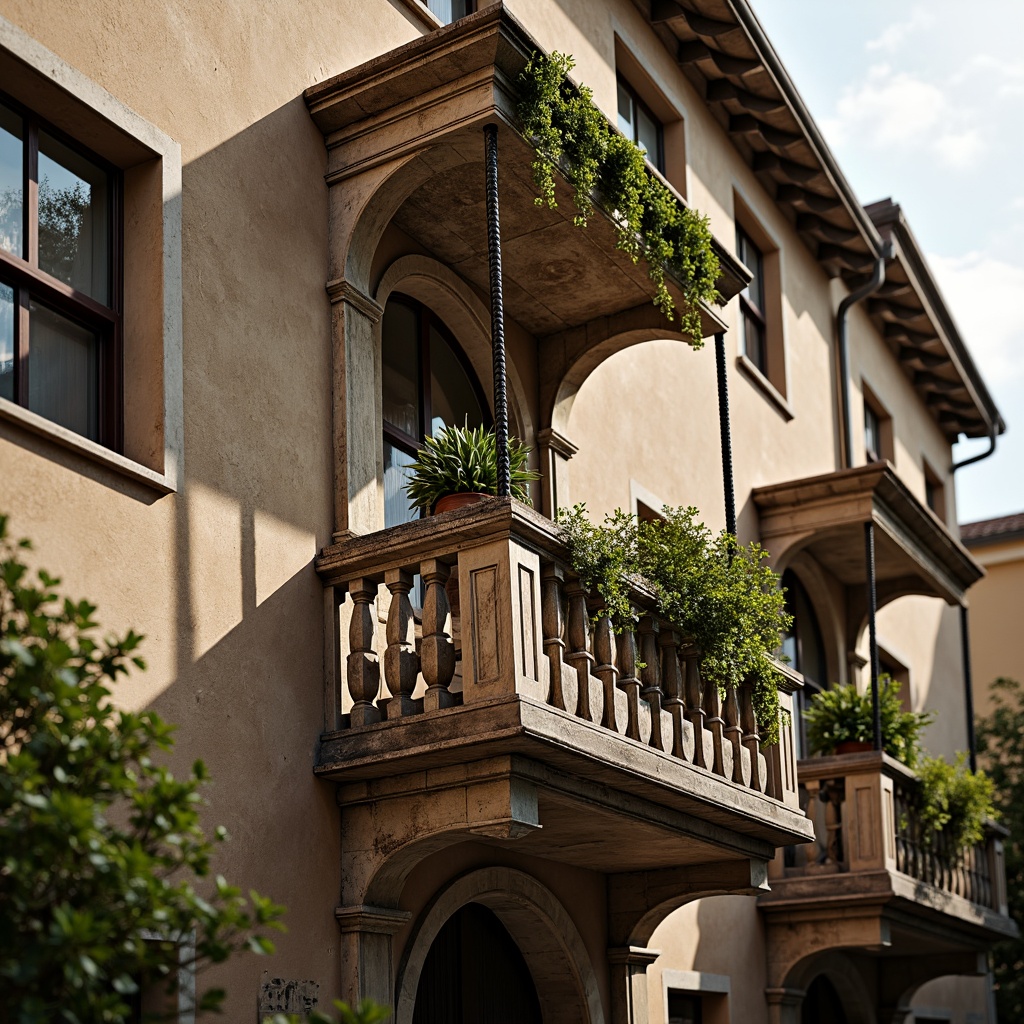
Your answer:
[950,422,1000,771]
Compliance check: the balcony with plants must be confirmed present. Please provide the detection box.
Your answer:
[759,679,1017,1013]
[315,425,813,885]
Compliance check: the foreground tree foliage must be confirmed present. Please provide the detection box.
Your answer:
[0,515,286,1022]
[977,677,1024,1020]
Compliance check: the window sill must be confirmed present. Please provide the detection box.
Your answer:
[736,353,793,422]
[394,0,446,31]
[0,400,176,494]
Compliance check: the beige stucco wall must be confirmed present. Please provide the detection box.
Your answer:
[966,537,1024,719]
[0,0,994,1020]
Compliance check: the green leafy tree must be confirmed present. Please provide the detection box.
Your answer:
[0,515,286,1023]
[977,677,1024,1019]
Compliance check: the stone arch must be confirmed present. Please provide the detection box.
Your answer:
[374,254,534,450]
[783,951,876,1024]
[541,309,697,438]
[395,867,605,1024]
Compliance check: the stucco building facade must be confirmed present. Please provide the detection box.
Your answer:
[0,0,1015,1021]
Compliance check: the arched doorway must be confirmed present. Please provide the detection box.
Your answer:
[800,974,849,1024]
[413,902,542,1024]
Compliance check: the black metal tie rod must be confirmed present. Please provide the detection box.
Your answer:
[864,521,881,750]
[714,333,737,538]
[484,123,510,498]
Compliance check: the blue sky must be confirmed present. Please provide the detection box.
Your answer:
[751,1,1024,524]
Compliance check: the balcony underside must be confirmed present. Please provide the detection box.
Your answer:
[753,463,983,606]
[760,868,1017,951]
[318,693,812,874]
[307,3,750,343]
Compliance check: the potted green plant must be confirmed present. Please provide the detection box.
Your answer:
[803,678,932,766]
[405,424,538,515]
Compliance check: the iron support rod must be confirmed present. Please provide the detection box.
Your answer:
[483,123,510,498]
[714,332,737,537]
[961,604,977,771]
[864,521,881,751]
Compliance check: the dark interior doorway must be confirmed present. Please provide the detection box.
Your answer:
[801,974,849,1024]
[413,902,543,1024]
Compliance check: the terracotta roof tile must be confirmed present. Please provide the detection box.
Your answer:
[960,512,1024,543]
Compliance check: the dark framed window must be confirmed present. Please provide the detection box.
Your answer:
[382,294,490,528]
[736,226,767,374]
[780,570,827,759]
[616,77,664,172]
[667,991,703,1024]
[0,91,121,448]
[924,461,945,521]
[864,400,882,463]
[421,0,474,25]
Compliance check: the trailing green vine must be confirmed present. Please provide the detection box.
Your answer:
[518,51,721,345]
[556,504,790,744]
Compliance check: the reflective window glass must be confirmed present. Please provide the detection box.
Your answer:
[424,0,470,23]
[0,282,13,401]
[382,300,420,439]
[384,440,419,529]
[28,300,99,440]
[429,324,485,436]
[0,103,23,258]
[38,131,110,303]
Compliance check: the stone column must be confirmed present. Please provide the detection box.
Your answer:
[608,946,661,1024]
[335,905,411,1010]
[537,427,578,519]
[326,279,384,540]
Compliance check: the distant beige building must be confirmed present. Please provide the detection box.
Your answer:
[962,513,1024,719]
[0,1,1015,1022]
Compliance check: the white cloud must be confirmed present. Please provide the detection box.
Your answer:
[928,251,1024,384]
[866,7,933,53]
[1011,197,1024,212]
[822,64,987,170]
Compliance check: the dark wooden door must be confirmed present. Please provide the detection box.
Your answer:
[413,902,543,1024]
[800,975,849,1024]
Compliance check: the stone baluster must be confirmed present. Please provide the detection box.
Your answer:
[683,645,709,770]
[702,671,732,780]
[593,612,621,733]
[821,779,845,867]
[564,579,595,721]
[383,568,420,719]
[420,559,456,712]
[739,679,765,793]
[346,578,381,728]
[615,614,642,741]
[541,563,568,712]
[659,627,688,762]
[638,617,665,751]
[802,777,824,866]
[723,682,749,787]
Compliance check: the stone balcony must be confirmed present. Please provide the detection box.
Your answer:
[759,750,1017,1021]
[314,498,813,920]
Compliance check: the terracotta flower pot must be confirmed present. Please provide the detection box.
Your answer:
[834,740,875,755]
[433,492,492,515]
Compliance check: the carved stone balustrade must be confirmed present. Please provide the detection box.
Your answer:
[760,750,1017,1014]
[314,498,812,881]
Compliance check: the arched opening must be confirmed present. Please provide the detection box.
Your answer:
[413,902,543,1024]
[382,293,491,528]
[800,974,849,1024]
[780,568,828,758]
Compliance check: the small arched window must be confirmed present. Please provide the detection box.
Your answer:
[781,569,827,758]
[382,294,490,528]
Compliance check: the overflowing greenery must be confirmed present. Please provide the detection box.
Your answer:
[0,516,285,1023]
[405,424,539,512]
[518,51,721,344]
[916,752,996,852]
[265,999,391,1024]
[803,677,932,767]
[556,504,790,744]
[977,677,1024,1019]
